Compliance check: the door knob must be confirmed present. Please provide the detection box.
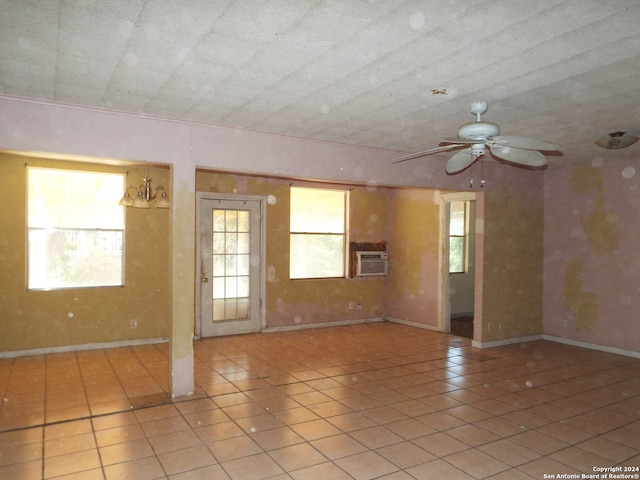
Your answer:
[202,277,209,283]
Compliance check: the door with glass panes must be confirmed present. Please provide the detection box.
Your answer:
[199,198,262,337]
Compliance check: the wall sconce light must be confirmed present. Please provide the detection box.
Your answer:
[119,173,170,209]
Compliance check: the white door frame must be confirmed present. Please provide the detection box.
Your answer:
[195,192,267,338]
[439,191,483,340]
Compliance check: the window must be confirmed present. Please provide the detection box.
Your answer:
[27,167,125,290]
[449,201,468,273]
[290,186,347,279]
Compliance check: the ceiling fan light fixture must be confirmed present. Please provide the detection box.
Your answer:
[595,131,639,150]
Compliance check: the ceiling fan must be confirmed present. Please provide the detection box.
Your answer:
[393,102,562,174]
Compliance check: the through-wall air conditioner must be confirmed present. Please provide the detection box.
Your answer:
[356,251,388,277]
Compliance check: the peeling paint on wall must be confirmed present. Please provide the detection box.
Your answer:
[482,189,544,340]
[563,260,598,331]
[0,154,171,352]
[196,171,388,328]
[569,166,618,256]
[389,193,439,296]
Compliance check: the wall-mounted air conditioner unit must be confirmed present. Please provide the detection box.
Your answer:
[356,251,388,277]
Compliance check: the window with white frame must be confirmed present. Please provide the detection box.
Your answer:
[449,201,468,274]
[289,186,347,279]
[27,167,125,290]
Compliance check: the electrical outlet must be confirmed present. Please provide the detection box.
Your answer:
[356,303,363,310]
[348,302,354,310]
[487,322,492,332]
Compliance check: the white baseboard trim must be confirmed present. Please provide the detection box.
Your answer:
[543,335,640,359]
[386,317,438,331]
[262,317,384,334]
[472,335,543,349]
[0,337,169,359]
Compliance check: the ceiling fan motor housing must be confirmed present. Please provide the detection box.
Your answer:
[458,121,500,140]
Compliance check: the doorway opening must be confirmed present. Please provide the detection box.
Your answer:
[441,192,481,341]
[196,194,266,338]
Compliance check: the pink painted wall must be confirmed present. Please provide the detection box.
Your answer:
[481,164,545,342]
[0,97,472,190]
[386,188,441,328]
[0,96,583,355]
[543,159,640,352]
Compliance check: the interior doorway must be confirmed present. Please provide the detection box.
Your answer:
[196,194,265,337]
[441,192,480,340]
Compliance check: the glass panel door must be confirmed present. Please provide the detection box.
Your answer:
[200,198,262,337]
[212,209,250,322]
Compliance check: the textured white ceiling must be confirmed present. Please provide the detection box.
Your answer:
[2,0,640,168]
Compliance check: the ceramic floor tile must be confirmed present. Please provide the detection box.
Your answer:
[250,426,305,451]
[335,451,399,480]
[413,432,470,457]
[0,460,42,480]
[310,433,367,460]
[385,418,436,440]
[478,438,542,466]
[140,415,191,437]
[406,458,474,480]
[327,411,377,432]
[416,411,466,431]
[349,425,404,450]
[0,442,42,466]
[290,419,342,441]
[510,430,570,455]
[43,431,95,458]
[237,413,286,434]
[550,446,616,474]
[221,452,284,480]
[289,461,353,480]
[158,445,216,476]
[103,456,166,480]
[95,424,147,447]
[43,448,101,478]
[148,428,203,454]
[375,441,436,469]
[446,447,511,478]
[577,436,639,463]
[169,464,231,480]
[268,442,327,472]
[207,435,263,462]
[2,324,640,479]
[193,421,245,444]
[99,438,155,466]
[446,423,501,447]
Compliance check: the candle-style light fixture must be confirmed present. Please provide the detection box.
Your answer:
[119,170,170,209]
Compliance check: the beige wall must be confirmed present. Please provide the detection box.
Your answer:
[0,153,171,352]
[196,171,388,328]
[1,153,549,354]
[386,188,441,329]
[481,185,544,341]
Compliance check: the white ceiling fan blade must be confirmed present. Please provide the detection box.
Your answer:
[490,144,547,167]
[446,149,478,174]
[392,144,463,164]
[492,135,561,152]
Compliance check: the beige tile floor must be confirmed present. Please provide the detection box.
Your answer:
[1,323,639,479]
